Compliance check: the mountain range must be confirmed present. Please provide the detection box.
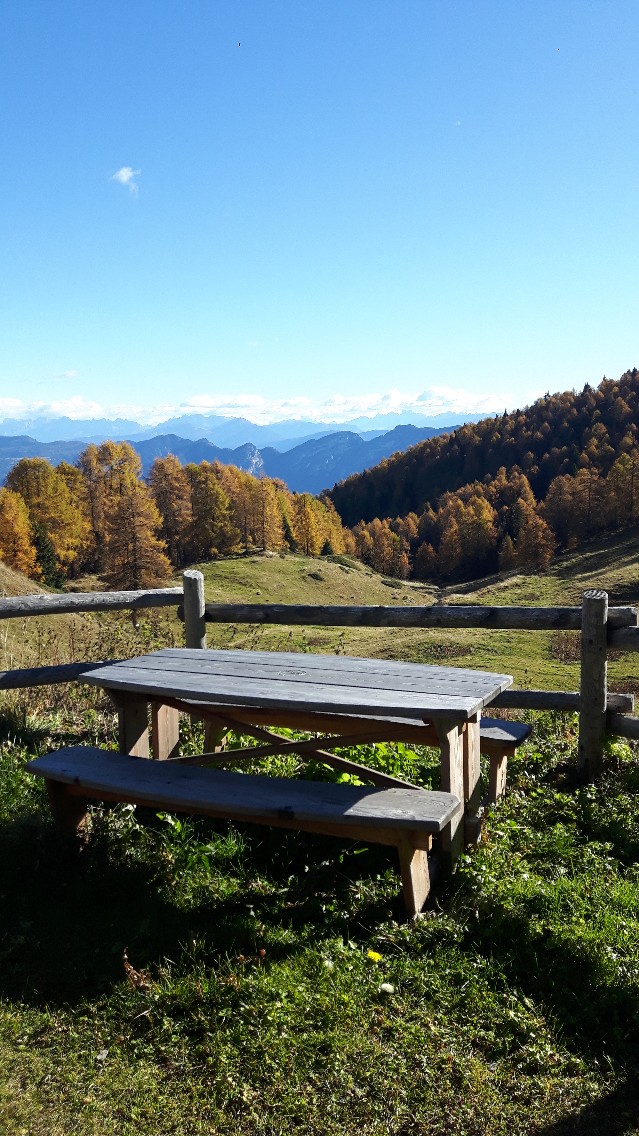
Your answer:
[0,419,463,494]
[0,409,482,449]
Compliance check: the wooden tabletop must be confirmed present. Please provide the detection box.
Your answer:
[81,648,512,721]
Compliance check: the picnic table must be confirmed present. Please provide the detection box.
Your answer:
[28,649,515,918]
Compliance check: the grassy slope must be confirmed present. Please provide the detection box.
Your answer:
[195,534,639,697]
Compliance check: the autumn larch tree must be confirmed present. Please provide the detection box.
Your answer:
[0,488,39,578]
[149,455,193,567]
[103,476,172,589]
[6,457,86,578]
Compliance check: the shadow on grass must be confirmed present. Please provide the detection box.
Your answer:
[0,808,398,1007]
[537,1079,639,1135]
[462,891,639,1133]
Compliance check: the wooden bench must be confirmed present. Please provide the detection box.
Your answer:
[27,746,463,919]
[477,717,532,802]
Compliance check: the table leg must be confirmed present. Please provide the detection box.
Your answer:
[463,713,482,810]
[435,717,465,869]
[151,702,180,760]
[110,692,149,757]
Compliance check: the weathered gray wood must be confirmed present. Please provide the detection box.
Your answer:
[27,746,463,834]
[0,660,114,690]
[488,755,508,804]
[46,780,88,838]
[100,648,511,699]
[608,626,639,651]
[203,602,638,631]
[0,589,182,620]
[80,658,510,720]
[183,570,207,649]
[479,718,532,748]
[178,716,420,790]
[110,692,149,758]
[396,835,432,918]
[435,718,465,868]
[151,703,180,760]
[121,646,512,686]
[578,590,608,779]
[605,712,639,741]
[494,689,633,712]
[463,714,482,813]
[182,729,410,765]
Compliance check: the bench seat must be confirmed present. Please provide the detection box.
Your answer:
[27,746,463,919]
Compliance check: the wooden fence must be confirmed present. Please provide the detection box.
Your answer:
[1,570,639,777]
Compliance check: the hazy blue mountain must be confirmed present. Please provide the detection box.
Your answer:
[0,422,457,494]
[0,436,86,480]
[132,435,264,477]
[0,409,475,448]
[0,416,143,442]
[259,424,455,493]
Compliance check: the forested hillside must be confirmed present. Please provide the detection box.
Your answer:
[331,370,639,583]
[331,370,639,524]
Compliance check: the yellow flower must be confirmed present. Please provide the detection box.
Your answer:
[367,950,382,962]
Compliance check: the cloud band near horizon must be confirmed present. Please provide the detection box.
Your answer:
[0,385,546,426]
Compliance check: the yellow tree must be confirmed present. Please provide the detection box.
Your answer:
[185,463,239,561]
[607,449,639,526]
[6,457,85,576]
[256,478,285,552]
[513,501,556,571]
[104,478,172,589]
[413,540,438,581]
[293,494,322,556]
[149,455,193,567]
[56,461,94,574]
[76,442,143,570]
[0,488,39,577]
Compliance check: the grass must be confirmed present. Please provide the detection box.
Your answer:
[1,708,639,1133]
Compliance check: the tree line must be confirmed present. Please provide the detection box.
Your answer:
[0,444,351,588]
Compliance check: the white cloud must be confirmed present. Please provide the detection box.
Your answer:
[0,385,546,427]
[112,166,140,194]
[56,370,79,380]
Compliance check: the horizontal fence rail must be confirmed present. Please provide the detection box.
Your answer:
[608,626,639,651]
[493,689,633,712]
[607,712,639,741]
[0,588,183,620]
[0,661,113,690]
[203,602,639,631]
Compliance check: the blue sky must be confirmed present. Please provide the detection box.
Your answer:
[1,0,638,425]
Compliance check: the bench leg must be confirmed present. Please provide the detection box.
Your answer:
[488,754,508,804]
[45,780,88,838]
[397,834,432,919]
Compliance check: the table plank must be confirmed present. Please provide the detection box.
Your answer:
[149,648,513,691]
[81,662,506,719]
[83,650,511,704]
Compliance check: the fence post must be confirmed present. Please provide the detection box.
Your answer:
[578,589,608,779]
[183,570,207,650]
